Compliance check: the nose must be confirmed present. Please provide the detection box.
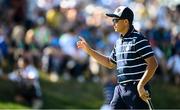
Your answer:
[113,22,116,25]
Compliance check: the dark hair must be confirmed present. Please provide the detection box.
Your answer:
[122,7,134,25]
[18,55,30,65]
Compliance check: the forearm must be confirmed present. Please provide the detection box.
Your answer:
[77,36,115,69]
[139,65,157,86]
[87,48,115,69]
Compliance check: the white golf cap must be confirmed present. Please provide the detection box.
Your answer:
[106,6,134,24]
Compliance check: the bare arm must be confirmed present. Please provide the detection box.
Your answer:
[137,56,158,102]
[139,56,158,86]
[77,37,116,69]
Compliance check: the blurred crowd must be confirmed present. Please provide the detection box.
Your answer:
[0,0,179,109]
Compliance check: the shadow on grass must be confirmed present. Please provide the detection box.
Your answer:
[0,79,30,109]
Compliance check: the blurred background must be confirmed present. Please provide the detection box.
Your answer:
[0,0,179,109]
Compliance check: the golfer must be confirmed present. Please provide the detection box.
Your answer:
[77,5,158,109]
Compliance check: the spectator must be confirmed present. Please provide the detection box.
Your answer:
[8,56,43,108]
[167,44,180,85]
[59,26,88,80]
[0,27,9,73]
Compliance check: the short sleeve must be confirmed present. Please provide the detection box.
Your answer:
[135,36,154,59]
[109,46,117,64]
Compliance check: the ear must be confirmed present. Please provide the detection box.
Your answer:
[124,19,129,24]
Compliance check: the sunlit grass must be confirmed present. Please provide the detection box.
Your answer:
[0,102,29,109]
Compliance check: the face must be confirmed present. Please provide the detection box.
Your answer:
[17,58,25,68]
[112,18,129,32]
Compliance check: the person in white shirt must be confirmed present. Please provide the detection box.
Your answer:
[8,56,42,108]
[167,48,180,85]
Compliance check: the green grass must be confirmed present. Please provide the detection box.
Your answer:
[0,102,28,109]
[151,80,180,109]
[41,79,104,109]
[0,72,104,109]
[0,73,180,109]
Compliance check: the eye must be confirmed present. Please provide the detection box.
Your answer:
[112,19,120,23]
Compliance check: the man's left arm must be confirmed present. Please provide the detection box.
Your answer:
[135,35,158,102]
[137,55,158,102]
[139,56,158,86]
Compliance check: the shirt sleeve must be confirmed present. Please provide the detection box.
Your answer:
[167,57,174,69]
[8,71,19,81]
[135,35,154,59]
[109,45,117,64]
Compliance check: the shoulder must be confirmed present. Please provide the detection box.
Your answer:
[126,31,147,43]
[132,32,148,42]
[115,38,121,46]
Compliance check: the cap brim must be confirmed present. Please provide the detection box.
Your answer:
[105,13,120,18]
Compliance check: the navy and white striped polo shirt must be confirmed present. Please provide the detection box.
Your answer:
[109,26,154,84]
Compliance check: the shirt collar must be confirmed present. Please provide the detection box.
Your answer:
[121,25,135,38]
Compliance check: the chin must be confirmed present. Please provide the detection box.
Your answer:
[114,29,118,32]
[114,30,120,32]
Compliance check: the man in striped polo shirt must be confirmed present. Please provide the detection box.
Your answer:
[77,6,158,109]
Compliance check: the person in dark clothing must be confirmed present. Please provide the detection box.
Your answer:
[77,6,158,109]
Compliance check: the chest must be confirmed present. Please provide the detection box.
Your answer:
[115,39,136,56]
[115,38,139,69]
